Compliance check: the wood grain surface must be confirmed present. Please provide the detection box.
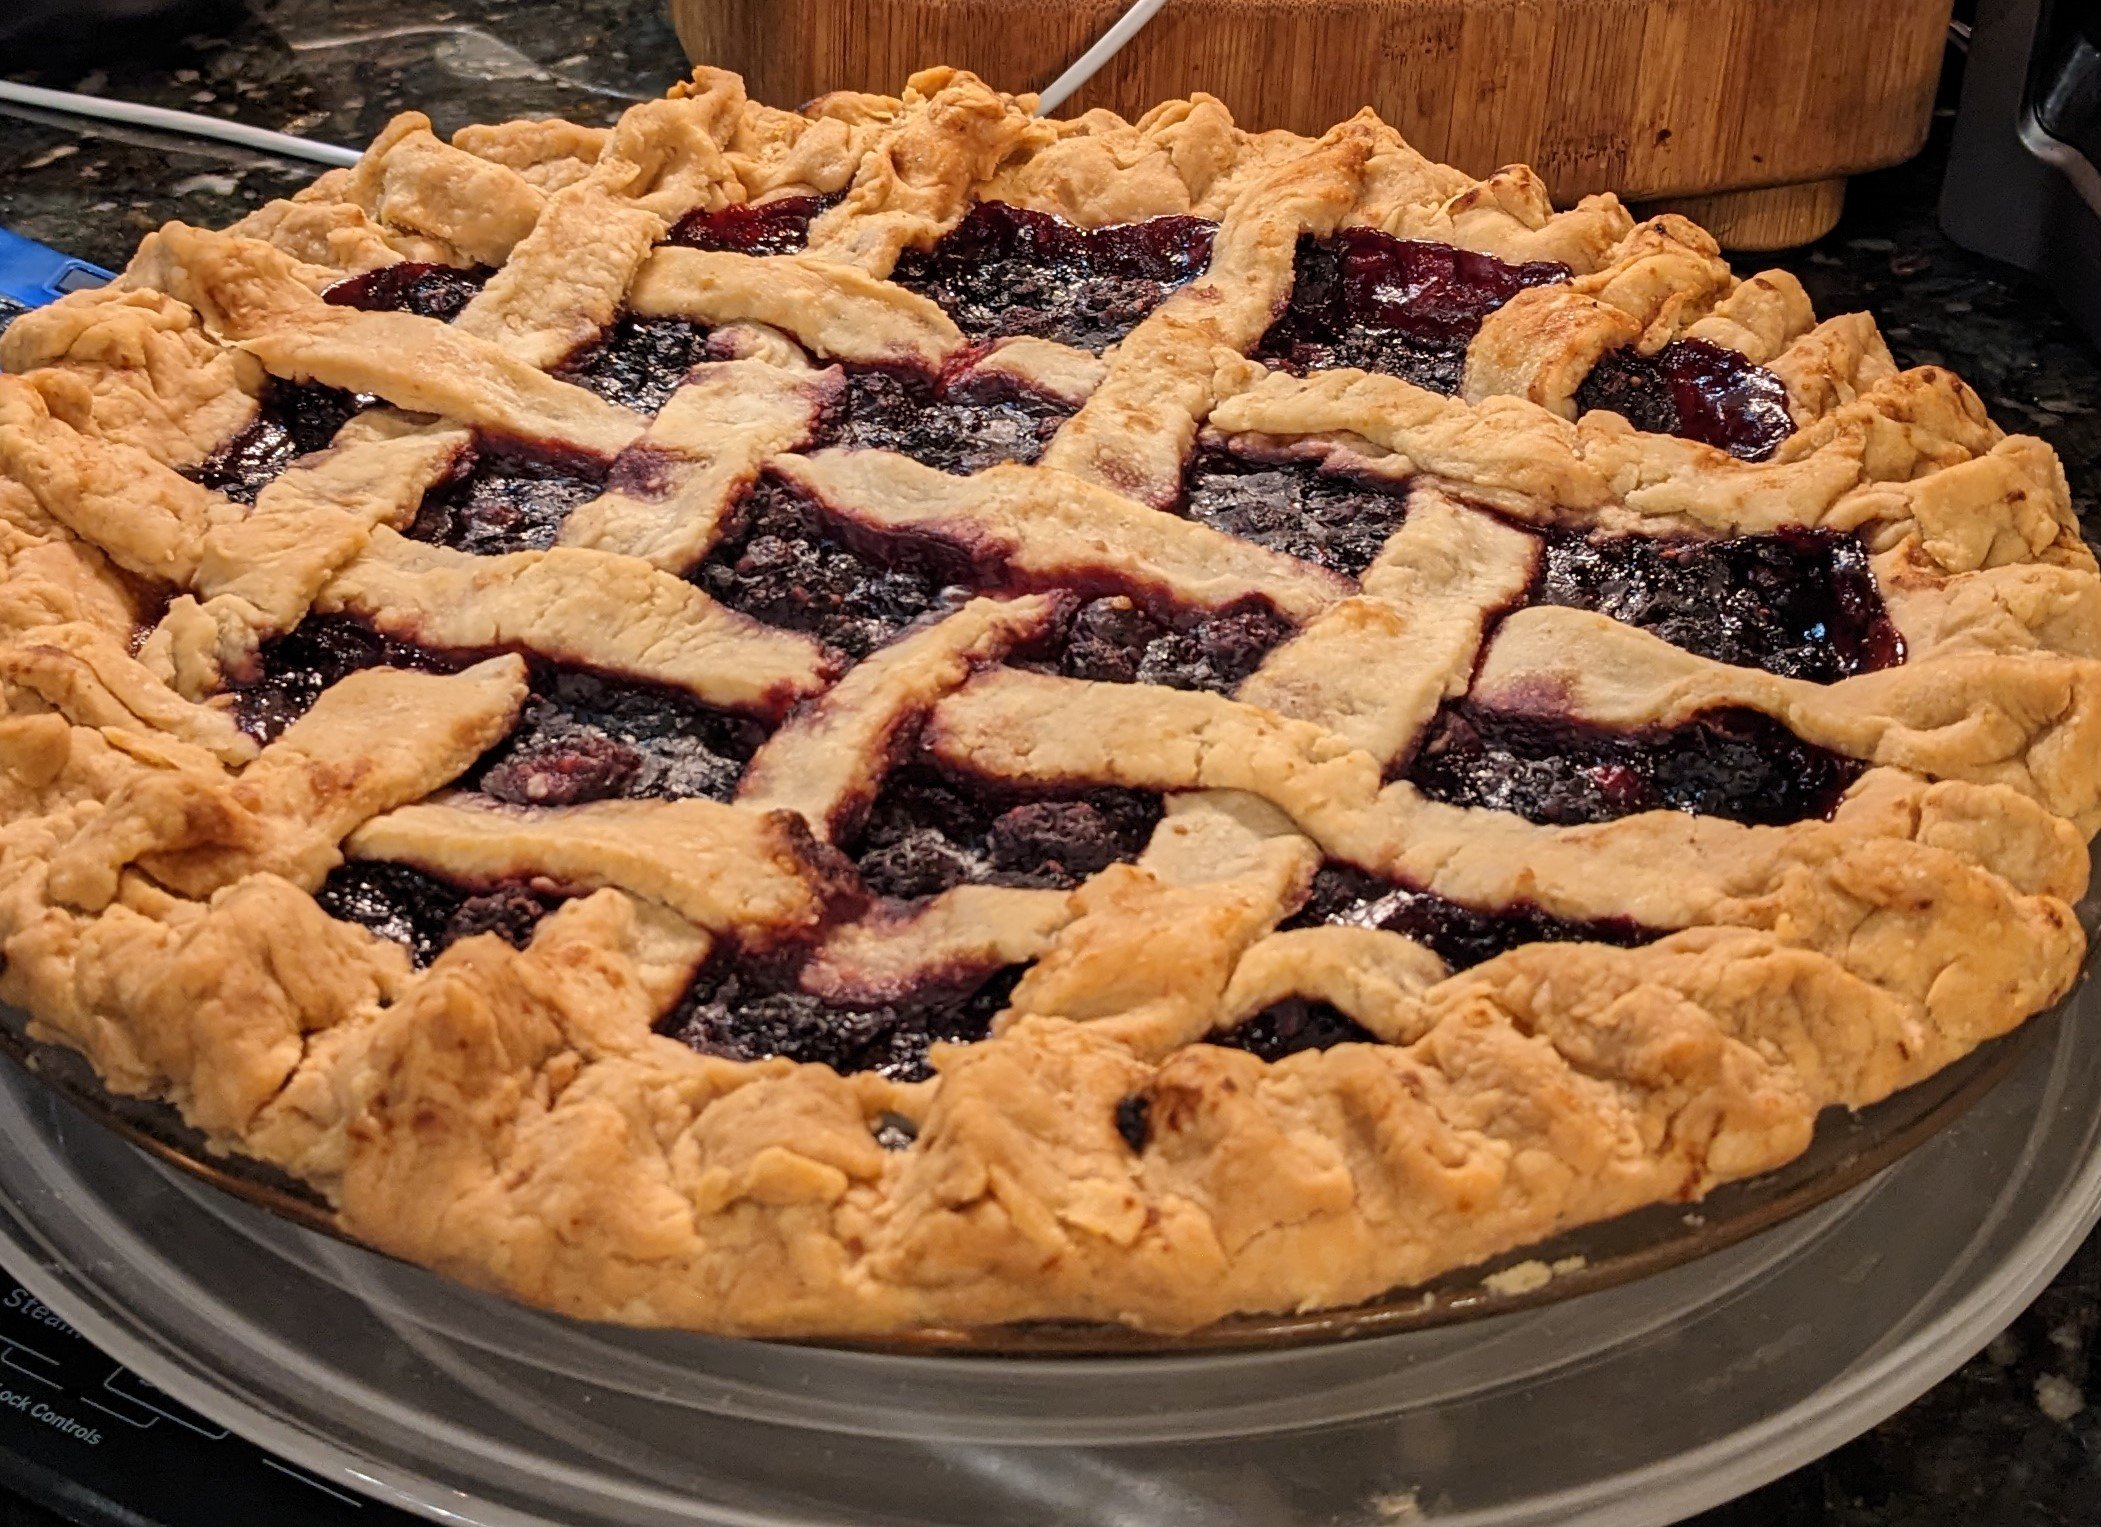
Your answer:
[670,0,1955,247]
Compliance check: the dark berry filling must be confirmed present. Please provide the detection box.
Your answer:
[1179,444,1413,576]
[890,201,1217,350]
[665,193,841,256]
[1114,1094,1151,1151]
[1574,338,1795,462]
[809,364,1075,474]
[1016,594,1293,695]
[185,378,371,505]
[231,614,465,742]
[315,860,564,968]
[662,957,1022,1081]
[1255,230,1570,394]
[443,883,564,948]
[1404,703,1864,827]
[1533,527,1903,682]
[848,762,1162,900]
[1213,999,1379,1061]
[230,616,764,803]
[694,473,960,660]
[465,670,763,806]
[699,473,1298,678]
[406,442,606,556]
[322,261,491,321]
[1284,863,1659,972]
[553,314,714,414]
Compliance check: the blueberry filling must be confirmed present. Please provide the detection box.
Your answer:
[553,314,714,414]
[406,443,607,556]
[1574,338,1795,462]
[465,670,763,806]
[1255,230,1570,394]
[1213,999,1379,1061]
[1534,527,1902,682]
[1179,444,1413,576]
[323,261,492,321]
[702,471,1300,683]
[232,614,466,742]
[1284,863,1659,972]
[662,957,1024,1081]
[1016,594,1293,695]
[230,616,764,803]
[694,472,960,660]
[1404,703,1864,827]
[186,378,372,505]
[315,860,565,968]
[665,193,842,256]
[809,364,1075,474]
[890,201,1217,350]
[848,762,1162,900]
[1114,1094,1151,1151]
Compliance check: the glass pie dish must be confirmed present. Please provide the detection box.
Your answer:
[0,860,2090,1524]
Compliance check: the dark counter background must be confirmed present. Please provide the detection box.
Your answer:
[3,2,2100,1522]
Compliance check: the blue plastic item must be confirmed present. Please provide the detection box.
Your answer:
[0,227,112,312]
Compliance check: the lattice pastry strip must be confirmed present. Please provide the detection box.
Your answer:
[0,66,2094,1339]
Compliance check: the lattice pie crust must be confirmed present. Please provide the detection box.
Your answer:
[0,67,2094,1336]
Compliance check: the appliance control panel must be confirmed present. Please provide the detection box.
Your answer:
[0,1270,409,1526]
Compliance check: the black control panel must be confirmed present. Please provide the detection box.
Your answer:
[0,1270,412,1526]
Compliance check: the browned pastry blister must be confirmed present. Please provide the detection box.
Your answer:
[0,64,2094,1337]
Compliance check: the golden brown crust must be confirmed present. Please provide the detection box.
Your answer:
[557,360,833,570]
[0,65,2095,1343]
[317,530,836,717]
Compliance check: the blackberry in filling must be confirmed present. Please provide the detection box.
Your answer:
[232,616,763,804]
[1018,594,1293,695]
[890,201,1217,350]
[554,314,714,414]
[407,442,607,555]
[465,670,763,807]
[1405,703,1864,827]
[1213,999,1379,1061]
[1179,444,1413,576]
[1284,863,1659,972]
[1534,527,1903,682]
[316,860,565,968]
[323,261,491,321]
[810,364,1075,474]
[849,762,1163,900]
[695,473,959,660]
[663,958,1024,1082]
[186,378,371,504]
[1575,338,1795,462]
[1255,229,1570,394]
[665,192,841,255]
[232,614,465,742]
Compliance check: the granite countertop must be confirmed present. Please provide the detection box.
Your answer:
[3,3,2101,1523]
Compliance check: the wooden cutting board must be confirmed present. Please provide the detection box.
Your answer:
[668,0,1954,249]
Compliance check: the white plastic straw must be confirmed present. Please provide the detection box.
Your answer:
[0,80,362,167]
[1035,0,1172,115]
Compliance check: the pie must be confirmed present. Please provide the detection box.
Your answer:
[0,66,2093,1339]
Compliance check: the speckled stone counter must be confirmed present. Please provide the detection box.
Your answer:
[3,5,2100,1523]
